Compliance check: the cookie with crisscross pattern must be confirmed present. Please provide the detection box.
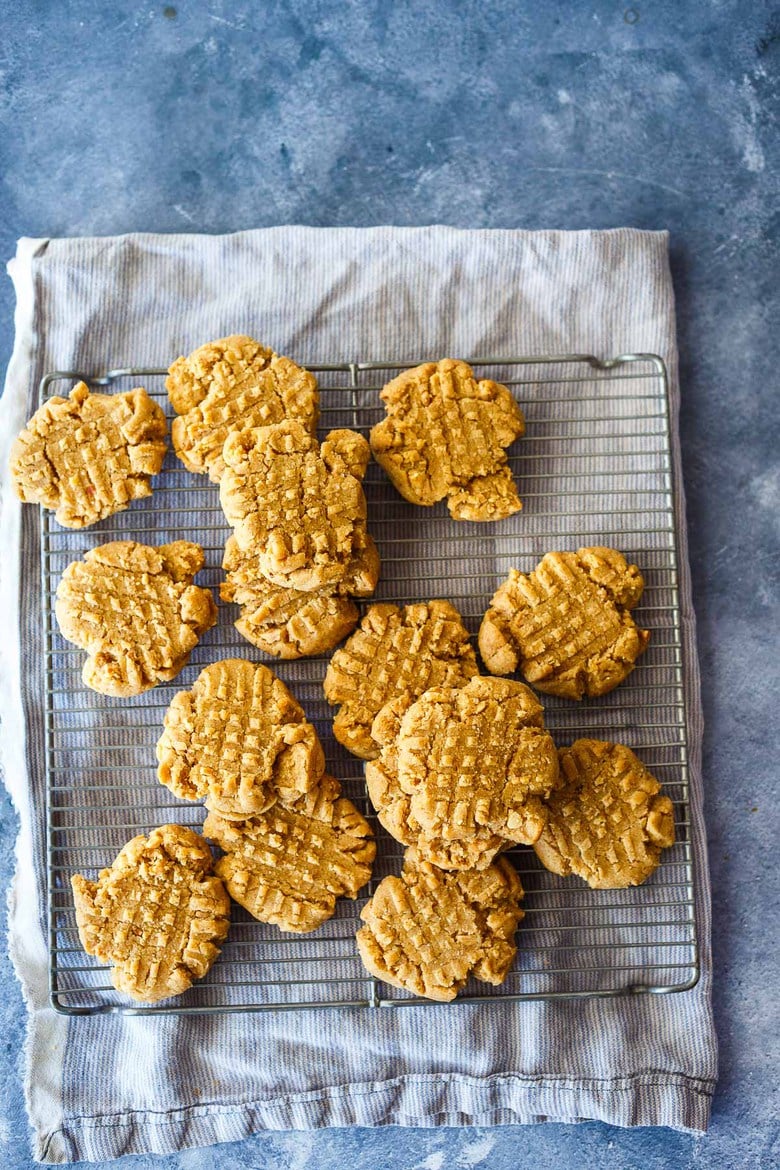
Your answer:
[356,848,524,1001]
[392,675,559,846]
[370,359,525,520]
[10,381,167,528]
[71,824,230,1003]
[365,697,505,870]
[157,659,325,817]
[479,547,650,699]
[166,335,318,481]
[534,739,676,888]
[220,533,380,658]
[220,420,371,592]
[55,541,217,696]
[323,600,479,760]
[204,776,375,932]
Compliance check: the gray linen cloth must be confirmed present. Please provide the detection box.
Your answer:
[0,227,715,1162]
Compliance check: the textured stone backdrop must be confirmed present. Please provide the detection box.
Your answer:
[0,2,777,1167]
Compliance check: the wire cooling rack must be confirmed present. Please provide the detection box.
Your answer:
[40,354,698,1015]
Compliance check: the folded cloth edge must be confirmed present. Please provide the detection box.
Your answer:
[0,238,70,1158]
[38,1069,713,1162]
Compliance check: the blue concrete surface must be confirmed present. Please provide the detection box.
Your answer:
[1,0,778,1166]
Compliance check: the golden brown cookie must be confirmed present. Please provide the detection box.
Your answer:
[390,675,559,847]
[220,534,380,659]
[71,824,230,1003]
[204,776,375,932]
[365,697,505,870]
[9,381,167,528]
[157,659,325,816]
[166,335,318,481]
[219,420,371,592]
[479,547,650,699]
[323,600,479,759]
[356,848,524,1001]
[534,739,676,889]
[55,541,217,696]
[369,359,525,521]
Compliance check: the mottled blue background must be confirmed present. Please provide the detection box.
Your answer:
[1,1,778,1167]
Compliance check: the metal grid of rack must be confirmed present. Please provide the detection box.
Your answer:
[40,354,697,1015]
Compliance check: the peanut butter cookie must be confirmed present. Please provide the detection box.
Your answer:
[220,420,371,592]
[390,675,559,847]
[204,776,375,932]
[479,547,650,698]
[71,824,230,1003]
[370,359,525,520]
[157,659,325,817]
[55,541,216,696]
[220,534,380,659]
[365,697,505,870]
[10,381,166,528]
[534,739,676,888]
[356,848,524,1001]
[166,335,318,481]
[323,600,479,759]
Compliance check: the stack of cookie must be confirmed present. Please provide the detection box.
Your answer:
[217,417,378,657]
[356,674,559,1001]
[324,602,555,1000]
[364,675,559,870]
[156,658,375,935]
[167,336,382,658]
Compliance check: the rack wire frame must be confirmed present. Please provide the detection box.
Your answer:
[40,353,699,1016]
